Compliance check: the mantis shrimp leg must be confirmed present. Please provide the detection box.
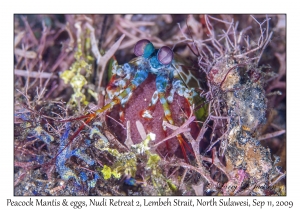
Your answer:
[140,90,159,119]
[60,69,149,154]
[155,74,192,163]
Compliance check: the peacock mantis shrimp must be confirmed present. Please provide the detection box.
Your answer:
[62,39,207,163]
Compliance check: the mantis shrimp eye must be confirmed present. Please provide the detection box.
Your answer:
[134,39,155,58]
[157,46,173,65]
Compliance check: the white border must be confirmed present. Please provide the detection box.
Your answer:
[2,0,298,209]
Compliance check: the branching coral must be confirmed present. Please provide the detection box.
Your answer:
[60,22,94,107]
[95,130,177,195]
[177,15,286,195]
[56,122,96,184]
